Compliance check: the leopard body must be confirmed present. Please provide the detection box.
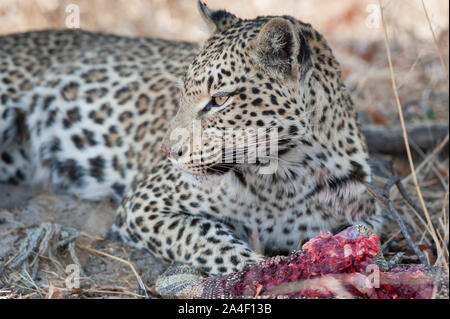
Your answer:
[0,1,382,275]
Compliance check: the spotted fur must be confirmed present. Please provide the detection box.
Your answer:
[0,1,382,275]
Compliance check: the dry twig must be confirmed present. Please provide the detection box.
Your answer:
[378,0,448,273]
[366,178,428,265]
[76,244,148,298]
[421,0,449,88]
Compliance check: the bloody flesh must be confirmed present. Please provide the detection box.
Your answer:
[221,226,436,299]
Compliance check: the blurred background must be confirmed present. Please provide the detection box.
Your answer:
[0,0,448,124]
[0,0,448,41]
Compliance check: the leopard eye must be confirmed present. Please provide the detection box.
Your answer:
[211,95,229,106]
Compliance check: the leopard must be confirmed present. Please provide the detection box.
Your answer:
[0,1,383,276]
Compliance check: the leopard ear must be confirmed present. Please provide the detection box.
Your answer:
[198,1,240,33]
[251,18,312,80]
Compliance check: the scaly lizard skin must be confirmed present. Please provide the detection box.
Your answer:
[155,225,449,299]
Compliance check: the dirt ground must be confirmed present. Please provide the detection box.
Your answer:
[0,0,448,299]
[0,184,169,298]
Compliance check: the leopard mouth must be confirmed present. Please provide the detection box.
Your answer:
[205,163,236,175]
[172,158,237,177]
[175,147,240,176]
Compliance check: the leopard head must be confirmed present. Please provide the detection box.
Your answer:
[162,1,371,199]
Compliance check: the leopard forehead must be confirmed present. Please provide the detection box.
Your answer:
[176,14,342,124]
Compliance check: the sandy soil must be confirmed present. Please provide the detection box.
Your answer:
[0,184,167,298]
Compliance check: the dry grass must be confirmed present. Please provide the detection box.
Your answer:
[378,0,448,273]
[0,232,160,299]
[76,243,148,297]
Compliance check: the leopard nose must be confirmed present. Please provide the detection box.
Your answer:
[161,144,172,158]
[161,144,185,160]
